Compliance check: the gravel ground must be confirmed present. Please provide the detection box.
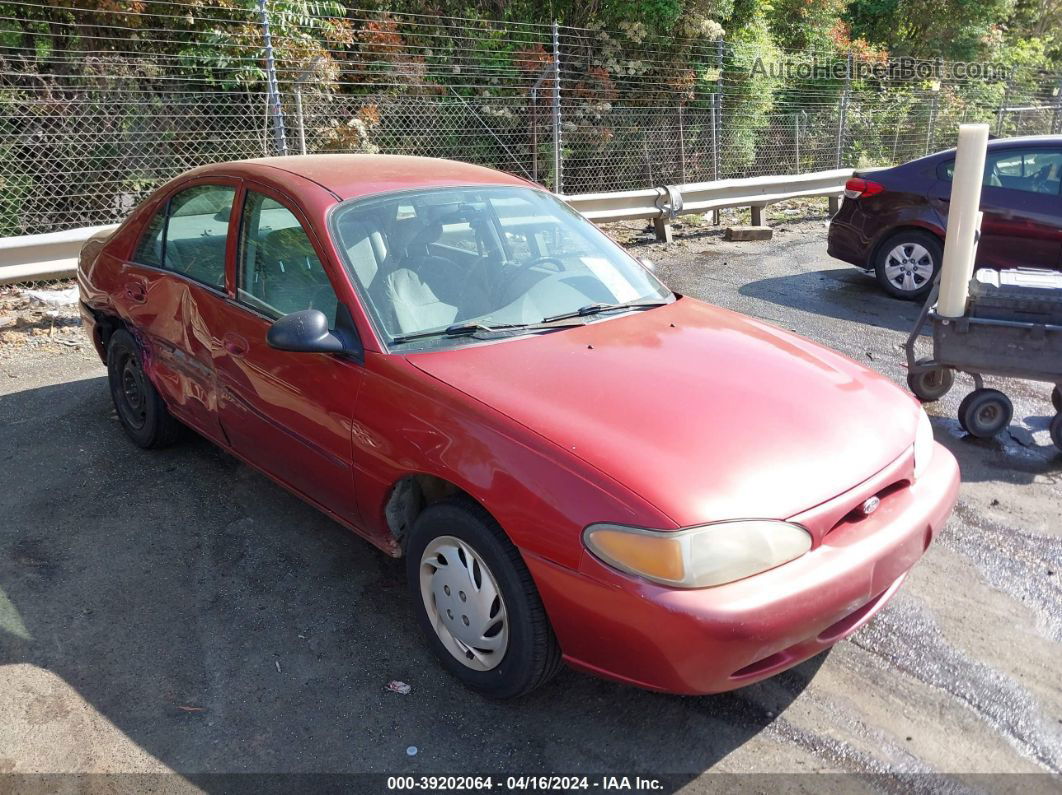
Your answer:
[0,213,1059,790]
[0,283,84,359]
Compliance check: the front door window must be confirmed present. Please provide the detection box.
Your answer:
[237,191,339,325]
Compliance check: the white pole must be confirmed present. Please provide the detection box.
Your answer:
[936,123,989,318]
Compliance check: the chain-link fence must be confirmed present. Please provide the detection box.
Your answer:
[2,2,1060,237]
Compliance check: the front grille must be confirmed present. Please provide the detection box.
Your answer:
[829,479,909,536]
[789,449,914,543]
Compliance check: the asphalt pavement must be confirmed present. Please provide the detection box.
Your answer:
[1,214,1059,790]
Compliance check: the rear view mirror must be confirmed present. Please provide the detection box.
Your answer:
[267,309,346,354]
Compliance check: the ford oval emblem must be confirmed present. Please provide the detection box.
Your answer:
[861,496,881,516]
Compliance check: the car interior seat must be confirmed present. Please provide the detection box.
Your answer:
[338,218,388,290]
[165,235,227,288]
[381,216,492,335]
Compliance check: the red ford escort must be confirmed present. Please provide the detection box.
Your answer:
[78,155,960,698]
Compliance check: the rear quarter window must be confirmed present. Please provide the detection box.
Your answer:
[134,204,166,267]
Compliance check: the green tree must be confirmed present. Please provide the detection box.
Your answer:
[844,0,1016,61]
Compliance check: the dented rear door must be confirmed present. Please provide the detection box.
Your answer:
[111,177,240,443]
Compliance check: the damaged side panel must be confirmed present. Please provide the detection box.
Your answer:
[111,263,227,445]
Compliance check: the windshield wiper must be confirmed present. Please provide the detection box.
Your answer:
[541,299,670,324]
[391,320,582,345]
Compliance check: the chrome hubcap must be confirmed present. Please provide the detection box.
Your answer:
[884,243,934,292]
[419,536,508,671]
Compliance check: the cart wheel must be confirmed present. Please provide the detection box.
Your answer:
[907,362,954,402]
[957,389,1013,439]
[1050,413,1062,452]
[1052,386,1062,413]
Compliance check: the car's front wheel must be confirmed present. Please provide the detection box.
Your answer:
[107,329,183,449]
[874,231,942,300]
[406,498,562,698]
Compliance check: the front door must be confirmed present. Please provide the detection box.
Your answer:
[211,184,363,525]
[978,146,1062,269]
[931,146,1062,270]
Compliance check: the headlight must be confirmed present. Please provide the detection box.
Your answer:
[912,407,934,480]
[583,520,812,589]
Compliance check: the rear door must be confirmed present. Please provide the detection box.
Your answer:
[116,178,238,442]
[931,146,1062,270]
[210,183,363,525]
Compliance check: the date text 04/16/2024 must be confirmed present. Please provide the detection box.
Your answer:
[386,776,664,791]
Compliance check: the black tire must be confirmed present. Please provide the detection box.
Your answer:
[874,230,942,300]
[405,497,562,699]
[957,388,1013,439]
[106,329,183,449]
[1052,385,1062,413]
[907,361,954,402]
[1050,413,1062,452]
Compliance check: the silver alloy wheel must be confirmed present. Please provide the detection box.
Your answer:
[419,535,509,671]
[883,243,935,292]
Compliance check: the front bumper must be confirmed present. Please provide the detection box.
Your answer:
[525,442,959,694]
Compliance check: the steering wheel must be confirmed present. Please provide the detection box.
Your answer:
[491,268,580,310]
[1031,165,1054,194]
[470,256,566,307]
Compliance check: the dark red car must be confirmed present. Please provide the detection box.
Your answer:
[78,155,959,698]
[829,136,1062,299]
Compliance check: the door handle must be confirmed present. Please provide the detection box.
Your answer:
[222,333,249,357]
[124,281,146,303]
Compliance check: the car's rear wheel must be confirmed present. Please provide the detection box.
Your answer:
[107,329,183,449]
[1051,385,1062,413]
[406,497,562,698]
[874,231,942,300]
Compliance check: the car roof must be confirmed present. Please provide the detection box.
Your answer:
[931,134,1062,159]
[987,134,1062,147]
[884,134,1062,172]
[184,154,535,201]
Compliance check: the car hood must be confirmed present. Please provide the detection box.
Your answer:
[406,297,917,527]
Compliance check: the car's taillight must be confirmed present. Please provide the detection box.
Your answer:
[844,178,885,199]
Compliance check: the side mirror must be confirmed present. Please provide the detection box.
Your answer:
[266,309,346,354]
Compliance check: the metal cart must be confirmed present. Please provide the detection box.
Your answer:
[905,268,1062,450]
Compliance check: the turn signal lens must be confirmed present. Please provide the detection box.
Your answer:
[583,528,685,582]
[583,520,812,589]
[844,178,885,199]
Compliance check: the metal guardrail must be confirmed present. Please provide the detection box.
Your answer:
[0,168,858,285]
[0,225,118,286]
[563,167,858,241]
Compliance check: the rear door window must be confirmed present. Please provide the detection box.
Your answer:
[131,183,235,288]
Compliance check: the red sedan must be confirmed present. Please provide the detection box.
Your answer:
[78,155,960,698]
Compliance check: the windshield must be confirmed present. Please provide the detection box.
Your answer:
[330,186,671,346]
